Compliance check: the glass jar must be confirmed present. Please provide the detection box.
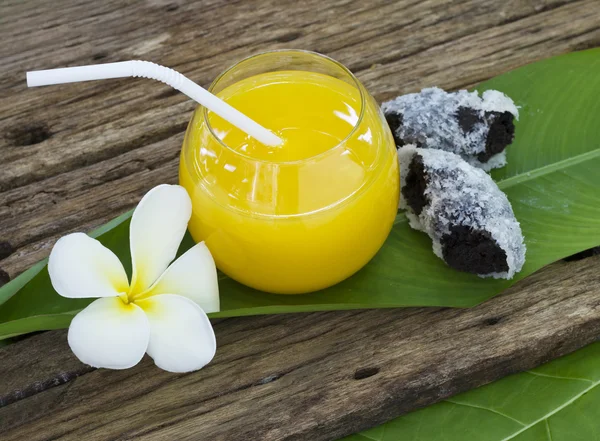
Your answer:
[180,50,399,294]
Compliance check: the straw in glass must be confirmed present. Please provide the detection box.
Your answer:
[26,60,283,147]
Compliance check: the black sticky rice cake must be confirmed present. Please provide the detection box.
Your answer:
[383,87,518,171]
[398,145,526,279]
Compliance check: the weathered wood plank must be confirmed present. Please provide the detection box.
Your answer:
[1,0,600,439]
[1,256,599,440]
[2,0,598,278]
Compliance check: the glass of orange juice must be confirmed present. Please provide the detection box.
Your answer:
[179,50,399,294]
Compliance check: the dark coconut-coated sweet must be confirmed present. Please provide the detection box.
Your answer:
[384,111,405,147]
[398,146,526,279]
[456,107,516,163]
[403,154,509,275]
[382,87,519,171]
[440,225,509,274]
[401,155,429,215]
[479,111,515,162]
[456,107,483,133]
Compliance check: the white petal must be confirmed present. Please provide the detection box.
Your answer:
[139,242,220,313]
[49,233,128,299]
[136,294,216,373]
[129,185,192,294]
[68,297,149,369]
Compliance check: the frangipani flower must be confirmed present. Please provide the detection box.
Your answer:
[48,184,219,373]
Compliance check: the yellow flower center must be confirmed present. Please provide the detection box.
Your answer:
[118,275,153,305]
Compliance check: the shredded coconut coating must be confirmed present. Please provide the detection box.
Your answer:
[383,87,519,171]
[398,145,526,279]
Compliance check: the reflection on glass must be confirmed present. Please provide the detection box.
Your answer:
[180,51,399,294]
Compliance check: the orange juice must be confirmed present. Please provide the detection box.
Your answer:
[180,52,398,293]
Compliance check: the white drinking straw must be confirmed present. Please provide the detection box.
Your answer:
[26,60,283,147]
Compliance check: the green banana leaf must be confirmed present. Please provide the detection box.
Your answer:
[343,341,600,441]
[1,48,599,339]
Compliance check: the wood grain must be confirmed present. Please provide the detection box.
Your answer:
[1,256,600,440]
[1,0,600,439]
[2,0,599,278]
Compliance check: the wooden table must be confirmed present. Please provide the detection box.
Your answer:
[1,1,599,439]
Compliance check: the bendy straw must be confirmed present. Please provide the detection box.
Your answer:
[27,60,283,147]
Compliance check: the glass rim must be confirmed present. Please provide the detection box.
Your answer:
[202,49,367,165]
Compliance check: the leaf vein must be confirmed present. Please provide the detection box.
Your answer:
[499,380,599,441]
[444,399,526,426]
[545,420,553,441]
[526,370,594,384]
[497,148,600,190]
